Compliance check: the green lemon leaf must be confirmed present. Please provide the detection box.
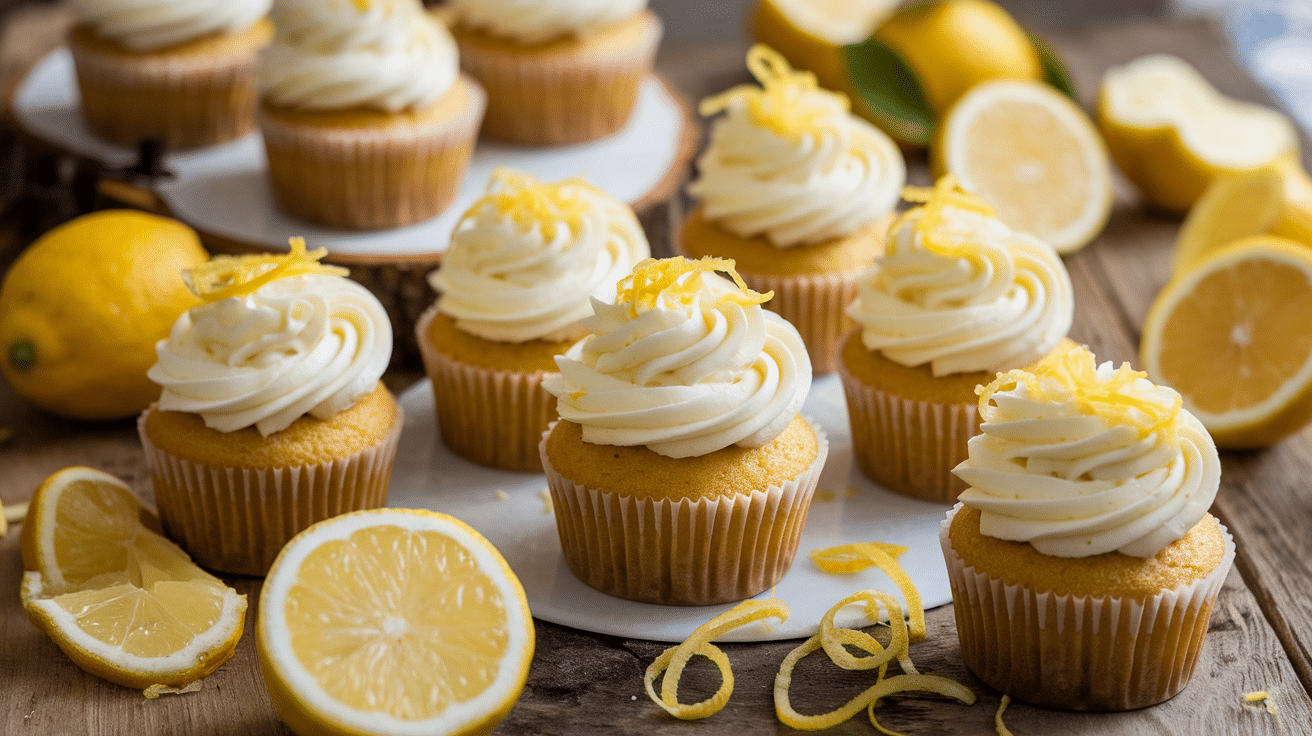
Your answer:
[842,38,935,146]
[1027,30,1078,101]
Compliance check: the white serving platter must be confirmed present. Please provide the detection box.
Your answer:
[388,373,954,643]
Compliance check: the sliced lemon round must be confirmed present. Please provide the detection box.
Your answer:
[1141,236,1312,447]
[19,466,246,690]
[934,78,1113,253]
[257,508,534,736]
[1098,54,1299,214]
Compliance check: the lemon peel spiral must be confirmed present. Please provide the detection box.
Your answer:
[617,256,772,319]
[700,44,849,139]
[891,174,997,259]
[182,237,347,304]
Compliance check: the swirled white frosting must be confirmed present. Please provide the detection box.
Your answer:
[954,360,1221,558]
[687,94,904,248]
[260,0,457,112]
[543,265,811,458]
[449,0,647,43]
[148,273,393,436]
[429,178,650,343]
[72,0,271,51]
[848,205,1073,376]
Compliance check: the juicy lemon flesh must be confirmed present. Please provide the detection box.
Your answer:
[1173,169,1284,274]
[51,578,228,658]
[286,525,510,721]
[1158,256,1312,415]
[961,97,1093,240]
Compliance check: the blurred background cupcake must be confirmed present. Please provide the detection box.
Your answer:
[942,345,1234,711]
[417,168,649,471]
[541,256,822,605]
[680,44,904,374]
[138,240,401,576]
[67,0,272,149]
[841,175,1073,502]
[441,0,662,144]
[258,0,485,229]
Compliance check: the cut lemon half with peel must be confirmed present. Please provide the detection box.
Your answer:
[1142,236,1312,448]
[750,0,898,95]
[1174,162,1312,274]
[934,78,1113,253]
[257,508,534,736]
[19,466,246,691]
[1098,54,1300,214]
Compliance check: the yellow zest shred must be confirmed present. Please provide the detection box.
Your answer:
[474,168,595,241]
[539,488,553,515]
[183,237,347,304]
[977,344,1182,441]
[617,257,772,319]
[810,542,924,641]
[995,694,1014,736]
[699,44,848,138]
[644,596,790,720]
[143,681,202,699]
[1244,690,1279,716]
[890,175,996,259]
[350,0,371,11]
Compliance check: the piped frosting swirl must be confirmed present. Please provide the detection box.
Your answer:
[72,0,271,51]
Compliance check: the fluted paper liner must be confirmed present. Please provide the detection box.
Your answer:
[540,421,828,606]
[838,358,978,503]
[415,304,556,472]
[258,75,485,230]
[939,504,1237,711]
[739,269,859,376]
[137,407,403,577]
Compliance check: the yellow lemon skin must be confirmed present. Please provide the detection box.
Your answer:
[874,0,1041,116]
[0,211,207,420]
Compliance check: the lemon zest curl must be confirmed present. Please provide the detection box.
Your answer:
[183,237,347,304]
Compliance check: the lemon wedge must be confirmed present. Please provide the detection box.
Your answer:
[1174,161,1312,273]
[257,508,534,736]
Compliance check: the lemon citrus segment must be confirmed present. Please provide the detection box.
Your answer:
[1141,237,1312,447]
[257,508,533,736]
[935,79,1113,253]
[1098,54,1299,214]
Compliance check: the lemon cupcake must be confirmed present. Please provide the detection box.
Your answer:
[840,175,1074,502]
[139,240,402,576]
[942,345,1234,711]
[443,0,662,144]
[417,169,650,471]
[258,0,485,230]
[680,45,904,375]
[541,256,824,605]
[68,0,272,149]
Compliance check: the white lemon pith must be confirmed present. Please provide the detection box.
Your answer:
[257,508,534,736]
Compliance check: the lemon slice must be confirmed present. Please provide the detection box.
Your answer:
[257,508,534,736]
[18,466,246,690]
[1174,162,1312,274]
[934,79,1113,253]
[1141,236,1312,447]
[1098,53,1299,214]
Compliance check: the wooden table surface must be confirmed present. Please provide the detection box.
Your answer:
[3,6,1312,735]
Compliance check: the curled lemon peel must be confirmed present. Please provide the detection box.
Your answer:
[810,542,925,641]
[182,237,347,304]
[891,175,996,260]
[699,44,848,138]
[995,694,1015,736]
[977,344,1183,442]
[472,168,596,242]
[617,257,772,320]
[644,597,790,720]
[819,590,914,675]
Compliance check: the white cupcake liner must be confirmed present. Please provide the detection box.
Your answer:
[737,269,860,376]
[939,503,1237,711]
[415,304,557,472]
[540,420,828,606]
[137,406,403,577]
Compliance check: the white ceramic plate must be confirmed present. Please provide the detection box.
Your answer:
[13,47,687,258]
[388,373,954,643]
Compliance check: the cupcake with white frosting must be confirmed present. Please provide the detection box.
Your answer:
[138,240,402,576]
[840,174,1074,502]
[67,0,272,149]
[258,0,485,229]
[442,0,661,144]
[680,44,905,374]
[941,344,1234,711]
[540,256,824,605]
[416,168,649,471]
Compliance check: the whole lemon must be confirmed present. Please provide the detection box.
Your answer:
[0,210,208,420]
[875,0,1041,115]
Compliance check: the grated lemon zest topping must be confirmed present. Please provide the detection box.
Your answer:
[891,175,997,259]
[183,238,347,304]
[350,0,371,11]
[977,344,1183,442]
[1244,690,1279,716]
[995,694,1015,736]
[699,44,848,138]
[810,542,923,641]
[472,168,596,242]
[617,257,772,319]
